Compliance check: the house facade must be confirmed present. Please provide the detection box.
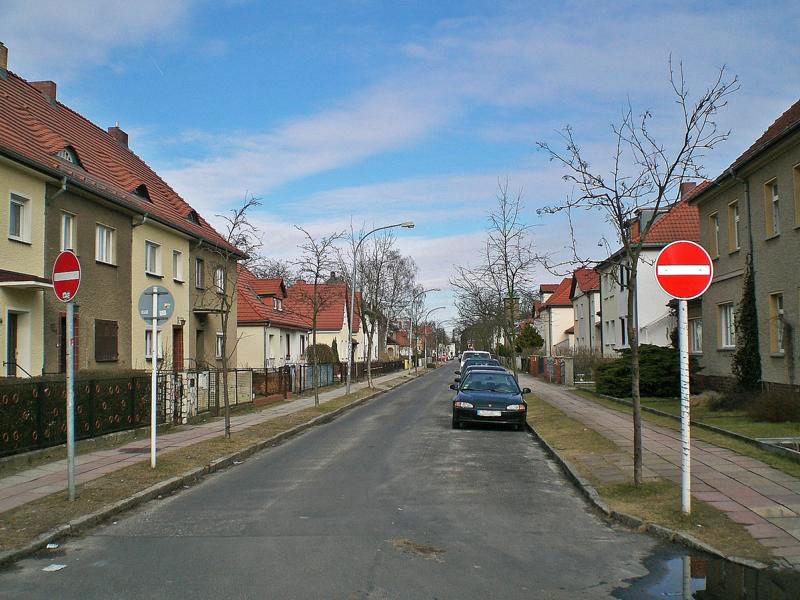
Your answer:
[539,277,574,356]
[690,99,800,391]
[570,268,601,352]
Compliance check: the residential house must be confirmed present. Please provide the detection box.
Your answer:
[570,268,601,352]
[689,98,800,391]
[236,265,310,368]
[539,277,574,356]
[597,184,702,356]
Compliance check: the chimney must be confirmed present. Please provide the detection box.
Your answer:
[0,42,7,72]
[630,219,640,240]
[31,80,57,104]
[108,123,128,148]
[679,181,697,200]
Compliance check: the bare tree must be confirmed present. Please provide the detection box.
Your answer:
[293,227,344,406]
[202,195,261,439]
[537,61,738,485]
[250,257,296,284]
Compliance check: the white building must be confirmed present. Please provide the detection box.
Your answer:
[538,277,574,356]
[570,268,601,352]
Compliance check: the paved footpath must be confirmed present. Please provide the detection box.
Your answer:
[0,369,417,515]
[521,373,800,568]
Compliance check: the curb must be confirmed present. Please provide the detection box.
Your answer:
[525,421,773,571]
[0,372,423,567]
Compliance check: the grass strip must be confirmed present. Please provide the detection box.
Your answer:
[0,378,408,554]
[526,394,774,564]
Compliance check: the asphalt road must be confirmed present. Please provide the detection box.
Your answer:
[0,365,675,599]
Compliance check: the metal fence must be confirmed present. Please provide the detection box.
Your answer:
[0,374,158,458]
[286,360,405,394]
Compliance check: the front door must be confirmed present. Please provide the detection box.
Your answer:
[173,326,184,371]
[195,329,204,367]
[6,313,18,376]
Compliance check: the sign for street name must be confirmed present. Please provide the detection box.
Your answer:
[52,251,81,302]
[137,286,175,323]
[655,240,714,300]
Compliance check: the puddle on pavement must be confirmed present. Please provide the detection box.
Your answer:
[613,543,800,599]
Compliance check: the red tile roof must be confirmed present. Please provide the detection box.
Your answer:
[631,183,706,245]
[543,277,573,308]
[573,268,600,293]
[250,278,284,297]
[286,281,360,333]
[0,69,242,256]
[237,265,309,330]
[539,283,560,294]
[391,330,410,347]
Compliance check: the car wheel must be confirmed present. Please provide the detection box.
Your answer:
[452,418,461,429]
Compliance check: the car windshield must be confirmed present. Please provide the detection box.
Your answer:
[460,372,520,393]
[463,359,499,368]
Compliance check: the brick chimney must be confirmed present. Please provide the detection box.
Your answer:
[679,181,697,200]
[108,123,128,148]
[31,81,57,103]
[0,42,7,72]
[630,218,640,240]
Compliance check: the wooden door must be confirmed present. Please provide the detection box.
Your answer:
[173,326,184,371]
[6,313,18,376]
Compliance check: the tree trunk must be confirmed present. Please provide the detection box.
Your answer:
[366,323,374,389]
[627,258,642,486]
[312,325,319,407]
[221,311,231,439]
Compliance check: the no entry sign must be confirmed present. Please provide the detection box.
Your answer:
[655,240,713,300]
[53,251,81,302]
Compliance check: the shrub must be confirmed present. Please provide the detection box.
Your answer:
[595,344,702,398]
[709,390,752,412]
[746,389,800,422]
[306,344,334,363]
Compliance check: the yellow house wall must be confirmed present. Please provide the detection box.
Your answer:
[0,162,47,376]
[236,325,265,368]
[131,222,191,369]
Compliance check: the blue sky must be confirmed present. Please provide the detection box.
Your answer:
[2,1,799,326]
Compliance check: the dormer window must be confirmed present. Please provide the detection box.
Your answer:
[272,297,283,312]
[56,146,81,166]
[133,184,150,201]
[187,210,198,224]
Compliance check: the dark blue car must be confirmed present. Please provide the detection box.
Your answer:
[450,369,530,431]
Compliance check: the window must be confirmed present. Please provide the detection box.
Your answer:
[145,241,160,275]
[61,211,75,252]
[9,193,29,241]
[215,333,224,359]
[133,184,150,201]
[719,303,735,348]
[619,317,627,346]
[94,319,118,362]
[769,293,785,354]
[144,329,164,360]
[618,264,628,289]
[56,147,78,164]
[214,267,224,294]
[764,180,780,236]
[689,319,703,354]
[272,297,283,311]
[187,210,198,224]
[173,250,183,282]
[794,164,800,227]
[709,213,719,257]
[195,258,204,289]
[727,201,740,252]
[95,224,114,264]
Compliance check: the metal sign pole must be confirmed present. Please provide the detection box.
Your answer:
[151,286,158,468]
[66,300,76,501]
[679,298,691,514]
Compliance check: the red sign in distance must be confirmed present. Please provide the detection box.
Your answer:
[655,240,713,300]
[53,250,81,303]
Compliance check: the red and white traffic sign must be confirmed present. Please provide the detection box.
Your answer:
[53,250,81,303]
[655,240,713,300]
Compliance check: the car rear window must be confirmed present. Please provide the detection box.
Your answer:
[460,372,520,393]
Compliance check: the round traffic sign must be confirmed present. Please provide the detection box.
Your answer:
[655,240,714,300]
[53,251,81,303]
[137,286,175,323]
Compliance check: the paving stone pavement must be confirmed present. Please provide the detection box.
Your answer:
[0,370,416,515]
[521,373,800,567]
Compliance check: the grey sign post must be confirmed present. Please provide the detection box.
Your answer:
[138,286,175,468]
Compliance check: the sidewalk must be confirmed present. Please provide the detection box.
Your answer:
[520,373,800,567]
[0,369,415,515]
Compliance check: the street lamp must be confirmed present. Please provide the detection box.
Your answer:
[346,221,415,394]
[406,287,439,372]
[421,306,445,370]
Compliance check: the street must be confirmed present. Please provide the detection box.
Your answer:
[1,366,677,599]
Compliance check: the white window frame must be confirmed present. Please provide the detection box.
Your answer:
[215,332,224,359]
[195,258,204,289]
[8,193,30,242]
[771,182,780,236]
[145,241,161,276]
[60,211,76,252]
[214,267,225,294]
[144,329,164,360]
[95,223,115,264]
[710,212,720,257]
[719,302,735,349]
[772,293,785,354]
[689,318,703,354]
[172,250,184,282]
[732,202,740,251]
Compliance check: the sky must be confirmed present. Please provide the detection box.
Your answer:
[2,0,798,328]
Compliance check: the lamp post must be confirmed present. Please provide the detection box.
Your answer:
[421,306,445,371]
[406,287,439,373]
[346,221,415,395]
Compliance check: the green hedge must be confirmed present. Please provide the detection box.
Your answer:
[596,344,701,398]
[306,344,334,363]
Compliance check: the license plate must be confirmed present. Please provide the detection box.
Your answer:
[477,410,501,417]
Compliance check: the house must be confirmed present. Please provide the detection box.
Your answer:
[235,265,310,369]
[539,277,574,356]
[0,42,244,376]
[597,184,702,356]
[689,98,800,392]
[570,268,601,352]
[386,329,410,358]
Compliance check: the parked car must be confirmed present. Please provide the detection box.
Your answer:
[460,350,491,368]
[450,369,530,431]
[453,360,503,381]
[453,364,508,386]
